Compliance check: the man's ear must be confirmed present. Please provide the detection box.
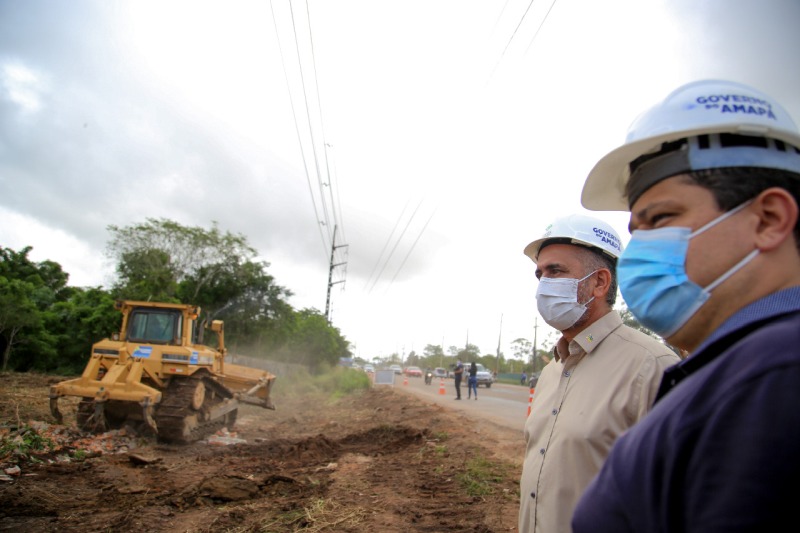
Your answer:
[752,187,799,252]
[593,268,612,299]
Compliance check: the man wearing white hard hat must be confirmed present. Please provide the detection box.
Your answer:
[518,214,679,533]
[573,79,800,532]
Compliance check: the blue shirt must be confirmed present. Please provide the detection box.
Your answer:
[572,286,800,532]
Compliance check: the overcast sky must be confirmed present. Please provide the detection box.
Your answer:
[2,0,799,362]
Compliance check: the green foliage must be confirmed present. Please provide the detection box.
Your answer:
[0,247,71,371]
[281,308,350,371]
[0,424,56,463]
[0,216,353,373]
[457,455,505,497]
[105,218,306,354]
[45,288,120,374]
[272,365,371,399]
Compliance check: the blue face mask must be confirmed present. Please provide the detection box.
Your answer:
[618,201,758,338]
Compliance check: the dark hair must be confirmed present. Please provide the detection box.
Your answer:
[576,246,618,307]
[680,167,800,251]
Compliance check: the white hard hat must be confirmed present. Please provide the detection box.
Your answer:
[581,79,800,211]
[523,214,623,263]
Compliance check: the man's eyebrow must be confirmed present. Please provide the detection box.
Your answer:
[629,205,653,233]
[537,261,566,274]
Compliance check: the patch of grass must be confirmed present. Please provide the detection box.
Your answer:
[71,448,87,461]
[457,455,505,497]
[416,441,448,461]
[0,423,56,463]
[433,431,449,441]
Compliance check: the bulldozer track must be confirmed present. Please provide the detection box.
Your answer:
[155,372,237,444]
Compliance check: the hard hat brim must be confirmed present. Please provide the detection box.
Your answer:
[581,125,800,212]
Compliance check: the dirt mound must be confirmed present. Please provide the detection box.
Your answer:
[0,372,522,532]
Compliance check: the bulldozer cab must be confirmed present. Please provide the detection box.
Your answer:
[128,308,183,345]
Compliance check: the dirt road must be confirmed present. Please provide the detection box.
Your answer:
[0,372,525,532]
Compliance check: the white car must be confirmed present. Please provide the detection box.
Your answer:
[470,363,495,388]
[389,364,403,375]
[363,364,375,373]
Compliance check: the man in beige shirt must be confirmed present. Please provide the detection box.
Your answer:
[518,213,680,533]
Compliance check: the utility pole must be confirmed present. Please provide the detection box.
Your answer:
[495,313,503,374]
[325,225,348,324]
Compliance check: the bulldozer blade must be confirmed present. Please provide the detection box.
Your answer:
[236,393,276,409]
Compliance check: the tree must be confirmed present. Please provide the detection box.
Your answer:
[0,278,41,371]
[283,308,351,371]
[106,218,295,350]
[511,337,532,362]
[456,343,481,361]
[107,218,261,304]
[115,248,178,301]
[422,343,444,368]
[0,246,71,371]
[45,288,120,373]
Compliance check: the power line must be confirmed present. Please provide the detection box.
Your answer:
[368,200,423,294]
[269,0,327,255]
[487,0,537,83]
[524,0,559,55]
[305,1,344,242]
[364,199,411,291]
[385,206,437,291]
[288,1,332,251]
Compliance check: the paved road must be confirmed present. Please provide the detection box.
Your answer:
[381,374,532,434]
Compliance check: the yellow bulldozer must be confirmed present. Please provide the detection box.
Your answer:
[49,300,276,443]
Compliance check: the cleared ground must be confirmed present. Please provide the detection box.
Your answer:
[0,372,525,532]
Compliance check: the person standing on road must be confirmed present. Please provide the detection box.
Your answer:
[467,362,478,400]
[572,79,800,532]
[453,359,464,399]
[519,214,680,533]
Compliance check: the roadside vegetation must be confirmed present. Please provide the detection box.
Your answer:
[0,218,349,375]
[1,218,669,381]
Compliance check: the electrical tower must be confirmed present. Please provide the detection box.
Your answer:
[325,225,348,324]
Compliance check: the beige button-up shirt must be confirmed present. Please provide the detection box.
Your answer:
[518,311,680,533]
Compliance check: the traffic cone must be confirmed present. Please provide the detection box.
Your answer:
[438,379,446,395]
[527,387,535,416]
[403,375,408,386]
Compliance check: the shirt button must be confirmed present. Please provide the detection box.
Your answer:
[552,409,558,415]
[539,448,545,455]
[564,370,570,377]
[530,492,536,498]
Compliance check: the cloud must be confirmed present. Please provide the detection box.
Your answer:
[1,0,799,358]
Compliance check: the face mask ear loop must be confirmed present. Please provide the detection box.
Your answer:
[689,199,754,239]
[577,269,599,306]
[704,249,759,293]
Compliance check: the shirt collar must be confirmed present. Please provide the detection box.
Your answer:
[655,287,800,403]
[553,311,623,361]
[692,286,800,355]
[573,311,622,354]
